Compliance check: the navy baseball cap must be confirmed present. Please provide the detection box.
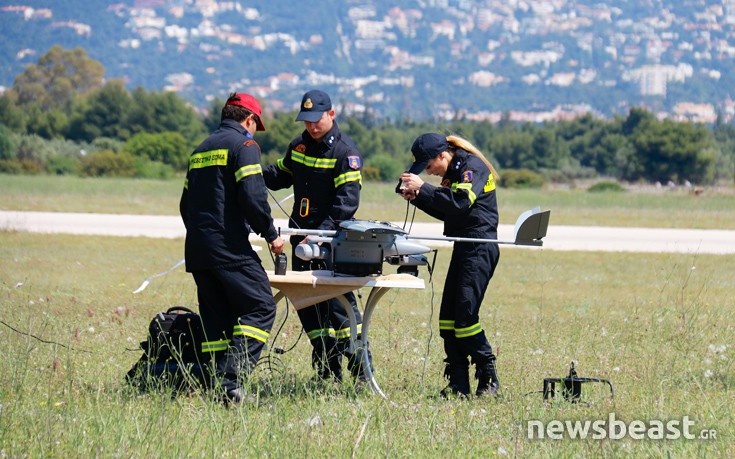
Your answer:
[296,90,332,122]
[407,133,449,174]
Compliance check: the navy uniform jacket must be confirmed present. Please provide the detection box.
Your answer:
[411,149,498,239]
[180,119,279,271]
[262,122,362,230]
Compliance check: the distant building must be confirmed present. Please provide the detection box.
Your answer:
[640,69,667,96]
[672,102,717,123]
[626,64,693,97]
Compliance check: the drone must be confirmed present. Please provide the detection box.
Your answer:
[279,207,551,277]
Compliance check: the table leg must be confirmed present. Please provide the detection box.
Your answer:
[271,286,397,398]
[360,286,391,398]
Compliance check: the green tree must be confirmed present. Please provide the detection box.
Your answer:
[532,125,566,169]
[67,80,133,142]
[464,120,496,159]
[627,116,715,184]
[91,137,124,153]
[377,123,423,165]
[557,114,628,176]
[24,105,69,139]
[79,150,136,177]
[0,93,27,133]
[712,117,735,183]
[342,117,381,158]
[0,124,15,161]
[490,127,535,170]
[125,131,191,171]
[366,153,403,181]
[621,106,654,136]
[126,88,205,142]
[202,97,225,134]
[9,45,104,111]
[257,111,301,161]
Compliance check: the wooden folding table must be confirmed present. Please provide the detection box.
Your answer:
[267,270,425,398]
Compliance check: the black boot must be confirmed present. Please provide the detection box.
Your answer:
[327,347,343,383]
[475,361,500,397]
[440,363,470,399]
[312,337,342,383]
[342,337,373,383]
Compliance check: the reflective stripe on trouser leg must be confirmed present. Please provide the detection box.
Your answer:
[330,291,370,378]
[440,241,499,366]
[233,324,270,343]
[455,322,482,339]
[328,291,362,339]
[298,304,343,379]
[191,258,277,391]
[202,339,229,353]
[333,323,362,340]
[212,322,271,390]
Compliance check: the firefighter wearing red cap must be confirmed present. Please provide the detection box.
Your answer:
[263,89,369,384]
[180,92,283,404]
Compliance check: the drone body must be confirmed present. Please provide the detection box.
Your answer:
[289,220,431,276]
[280,207,551,277]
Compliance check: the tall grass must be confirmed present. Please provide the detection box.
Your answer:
[1,231,733,456]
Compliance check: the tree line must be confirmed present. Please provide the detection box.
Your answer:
[1,46,733,186]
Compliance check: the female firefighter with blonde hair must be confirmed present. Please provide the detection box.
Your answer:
[398,132,501,398]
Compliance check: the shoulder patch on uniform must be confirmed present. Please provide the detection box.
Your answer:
[441,179,451,187]
[295,144,306,153]
[244,139,261,155]
[347,155,361,170]
[462,170,474,183]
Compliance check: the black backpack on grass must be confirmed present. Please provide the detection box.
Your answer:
[126,306,212,390]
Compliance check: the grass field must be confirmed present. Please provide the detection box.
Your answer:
[1,174,734,229]
[1,175,734,457]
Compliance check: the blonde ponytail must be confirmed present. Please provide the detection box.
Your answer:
[446,134,499,181]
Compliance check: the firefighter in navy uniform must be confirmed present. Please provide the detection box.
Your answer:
[179,92,284,404]
[263,89,369,383]
[398,133,501,398]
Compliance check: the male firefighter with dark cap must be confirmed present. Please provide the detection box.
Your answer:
[180,92,284,404]
[263,89,370,384]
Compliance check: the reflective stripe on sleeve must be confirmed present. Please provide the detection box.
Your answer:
[291,151,337,169]
[334,170,362,188]
[452,182,477,205]
[277,158,292,174]
[483,175,496,192]
[234,164,262,182]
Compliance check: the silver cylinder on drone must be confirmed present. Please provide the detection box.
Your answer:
[295,243,330,261]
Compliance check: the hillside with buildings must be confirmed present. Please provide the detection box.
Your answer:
[2,0,735,123]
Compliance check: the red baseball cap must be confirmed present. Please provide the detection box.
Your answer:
[225,93,266,131]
